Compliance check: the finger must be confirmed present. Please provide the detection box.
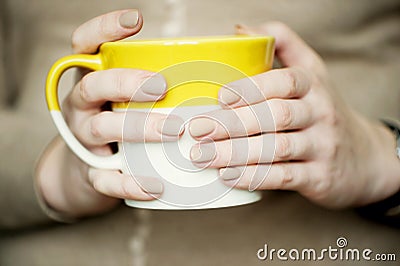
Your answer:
[219,163,311,191]
[218,67,311,108]
[190,132,314,168]
[189,99,312,140]
[71,111,184,147]
[236,22,324,72]
[72,9,143,54]
[69,69,166,110]
[88,168,163,200]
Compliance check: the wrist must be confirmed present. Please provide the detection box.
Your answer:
[34,137,78,222]
[358,116,400,204]
[36,136,119,220]
[356,119,400,226]
[352,115,400,205]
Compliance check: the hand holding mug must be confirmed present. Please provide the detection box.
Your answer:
[190,22,400,209]
[37,10,174,218]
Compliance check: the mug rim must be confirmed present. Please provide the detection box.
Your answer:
[102,35,274,47]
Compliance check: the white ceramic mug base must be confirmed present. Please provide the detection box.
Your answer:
[116,105,262,210]
[124,190,262,210]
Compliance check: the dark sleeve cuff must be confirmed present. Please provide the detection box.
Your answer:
[356,190,400,227]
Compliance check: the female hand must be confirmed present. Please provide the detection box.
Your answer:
[189,22,400,209]
[36,10,183,218]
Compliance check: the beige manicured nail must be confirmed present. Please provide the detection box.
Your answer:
[190,144,216,163]
[157,117,184,137]
[235,24,243,30]
[219,168,241,180]
[189,118,216,137]
[235,24,245,34]
[219,87,241,106]
[141,73,167,96]
[136,177,163,194]
[119,10,139,29]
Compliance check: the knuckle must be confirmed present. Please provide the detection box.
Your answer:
[283,69,298,97]
[252,75,267,99]
[325,136,339,161]
[124,112,146,141]
[231,112,248,136]
[112,72,130,101]
[79,74,92,102]
[304,163,334,199]
[91,174,105,193]
[311,175,332,199]
[229,140,242,165]
[277,165,293,188]
[71,29,82,53]
[98,14,110,37]
[324,104,340,127]
[302,102,313,124]
[275,134,292,160]
[90,113,106,139]
[275,101,293,130]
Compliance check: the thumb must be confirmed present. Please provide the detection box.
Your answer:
[236,22,324,72]
[72,9,143,54]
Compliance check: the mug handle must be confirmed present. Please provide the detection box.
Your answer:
[46,54,123,170]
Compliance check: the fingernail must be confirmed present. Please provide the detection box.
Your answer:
[136,177,163,195]
[219,168,241,180]
[119,10,139,29]
[157,117,184,137]
[235,24,245,33]
[190,144,216,163]
[141,73,167,96]
[235,24,255,35]
[189,118,216,138]
[219,87,241,106]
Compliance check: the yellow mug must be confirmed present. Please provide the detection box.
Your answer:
[46,35,275,209]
